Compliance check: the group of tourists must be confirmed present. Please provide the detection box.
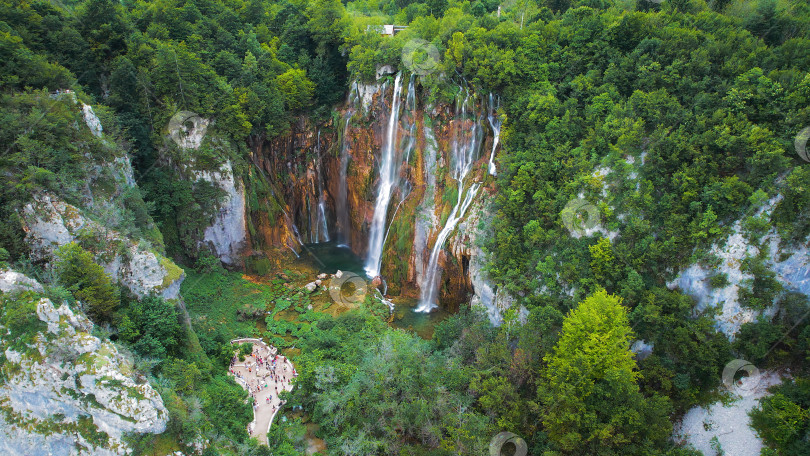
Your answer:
[228,339,299,440]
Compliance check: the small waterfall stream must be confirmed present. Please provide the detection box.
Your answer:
[487,93,501,176]
[416,92,484,313]
[336,82,358,246]
[314,131,330,243]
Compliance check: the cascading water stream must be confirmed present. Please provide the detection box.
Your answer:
[308,168,318,243]
[336,82,359,246]
[364,73,404,278]
[487,93,501,176]
[379,75,417,257]
[417,183,481,312]
[314,130,330,243]
[416,92,483,313]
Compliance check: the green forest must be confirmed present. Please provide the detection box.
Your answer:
[1,0,810,455]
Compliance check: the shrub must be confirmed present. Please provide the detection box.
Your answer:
[54,242,119,323]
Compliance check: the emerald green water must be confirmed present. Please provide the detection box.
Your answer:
[299,242,365,275]
[389,297,452,339]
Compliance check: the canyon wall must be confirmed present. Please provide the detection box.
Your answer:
[247,75,504,317]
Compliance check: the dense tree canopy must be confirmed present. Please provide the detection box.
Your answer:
[1,0,810,454]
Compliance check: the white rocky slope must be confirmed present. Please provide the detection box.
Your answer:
[68,96,140,218]
[0,272,168,455]
[674,371,784,456]
[669,197,810,338]
[164,113,247,266]
[193,161,247,266]
[21,194,184,300]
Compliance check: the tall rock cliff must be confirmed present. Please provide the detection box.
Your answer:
[0,271,168,455]
[248,76,508,315]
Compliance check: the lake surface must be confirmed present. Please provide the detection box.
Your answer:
[298,242,365,276]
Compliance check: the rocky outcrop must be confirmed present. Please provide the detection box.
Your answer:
[0,273,168,455]
[164,114,249,264]
[452,191,504,324]
[0,269,44,294]
[194,161,247,266]
[674,370,784,455]
[69,98,146,224]
[167,111,209,150]
[81,103,103,138]
[20,194,184,300]
[669,197,810,338]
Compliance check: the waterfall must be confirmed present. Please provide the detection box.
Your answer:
[307,165,318,243]
[413,125,439,288]
[337,82,359,246]
[288,211,304,257]
[364,73,405,278]
[336,115,351,245]
[314,130,330,243]
[292,222,304,246]
[402,76,417,166]
[416,92,484,313]
[487,93,501,176]
[380,75,417,254]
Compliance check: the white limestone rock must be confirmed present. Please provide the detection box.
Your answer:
[452,192,511,326]
[193,161,247,266]
[113,154,137,188]
[376,64,396,80]
[674,371,784,456]
[356,82,381,113]
[168,112,210,150]
[0,281,168,455]
[81,103,103,138]
[670,195,809,338]
[668,222,759,338]
[631,340,654,360]
[21,194,184,300]
[0,269,44,294]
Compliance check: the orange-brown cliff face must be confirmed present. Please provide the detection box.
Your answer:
[247,80,498,313]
